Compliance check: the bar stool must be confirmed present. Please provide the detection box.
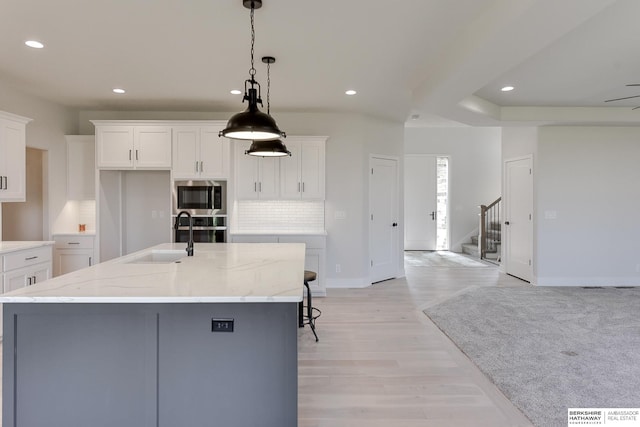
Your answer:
[298,270,319,342]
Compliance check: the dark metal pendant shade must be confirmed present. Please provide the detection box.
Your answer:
[245,139,291,157]
[221,87,285,141]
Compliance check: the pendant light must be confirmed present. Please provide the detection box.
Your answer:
[246,56,291,157]
[220,0,286,141]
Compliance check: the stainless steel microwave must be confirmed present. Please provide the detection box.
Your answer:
[172,180,226,216]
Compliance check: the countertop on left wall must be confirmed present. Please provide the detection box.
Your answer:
[0,241,55,255]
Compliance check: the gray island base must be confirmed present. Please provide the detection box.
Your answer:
[1,243,304,427]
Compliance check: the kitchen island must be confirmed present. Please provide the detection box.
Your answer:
[1,243,304,427]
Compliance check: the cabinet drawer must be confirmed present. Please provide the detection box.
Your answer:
[278,235,326,249]
[54,235,94,249]
[3,246,53,272]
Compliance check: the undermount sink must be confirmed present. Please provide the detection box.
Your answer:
[126,249,187,264]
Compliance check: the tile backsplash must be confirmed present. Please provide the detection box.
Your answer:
[235,200,325,232]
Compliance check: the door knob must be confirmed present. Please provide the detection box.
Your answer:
[392,222,398,227]
[505,221,510,225]
[430,211,436,220]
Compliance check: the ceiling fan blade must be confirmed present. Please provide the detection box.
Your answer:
[626,84,640,86]
[632,106,640,110]
[604,95,640,102]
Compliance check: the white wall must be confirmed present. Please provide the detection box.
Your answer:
[79,110,405,288]
[404,127,502,251]
[536,126,640,286]
[0,81,78,241]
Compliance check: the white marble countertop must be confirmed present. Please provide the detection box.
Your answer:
[0,241,55,255]
[0,243,305,303]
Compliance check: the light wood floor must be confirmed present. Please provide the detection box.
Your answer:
[0,252,533,426]
[298,251,534,427]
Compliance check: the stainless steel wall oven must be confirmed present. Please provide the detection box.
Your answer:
[173,180,227,243]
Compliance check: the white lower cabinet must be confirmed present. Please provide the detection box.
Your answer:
[53,235,95,276]
[1,244,53,337]
[230,234,326,296]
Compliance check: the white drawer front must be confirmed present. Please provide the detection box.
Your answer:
[54,235,94,249]
[4,246,53,272]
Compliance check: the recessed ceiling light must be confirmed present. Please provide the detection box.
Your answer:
[230,89,242,95]
[345,89,357,96]
[25,40,44,49]
[112,88,126,94]
[501,86,515,92]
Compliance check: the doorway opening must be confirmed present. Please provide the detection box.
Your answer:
[2,147,47,240]
[436,156,449,250]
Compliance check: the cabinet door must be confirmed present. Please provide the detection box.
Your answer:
[234,141,260,200]
[55,250,93,276]
[31,262,52,285]
[199,127,230,179]
[96,126,134,169]
[66,136,96,200]
[258,157,280,199]
[3,268,28,291]
[300,140,325,200]
[279,142,301,200]
[134,126,172,169]
[0,117,26,201]
[172,127,200,179]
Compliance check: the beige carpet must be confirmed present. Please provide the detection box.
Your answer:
[424,286,640,427]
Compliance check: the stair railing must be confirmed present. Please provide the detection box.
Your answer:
[479,197,501,263]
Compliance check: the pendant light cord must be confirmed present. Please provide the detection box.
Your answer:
[266,61,270,114]
[249,4,256,83]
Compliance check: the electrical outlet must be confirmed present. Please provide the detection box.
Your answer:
[336,264,341,273]
[212,318,234,332]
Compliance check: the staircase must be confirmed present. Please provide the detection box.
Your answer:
[461,197,502,264]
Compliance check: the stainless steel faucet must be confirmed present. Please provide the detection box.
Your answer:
[175,211,194,256]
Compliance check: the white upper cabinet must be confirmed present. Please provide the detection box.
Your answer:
[172,125,230,179]
[66,135,95,200]
[0,111,31,202]
[234,140,279,200]
[279,136,326,200]
[93,122,171,170]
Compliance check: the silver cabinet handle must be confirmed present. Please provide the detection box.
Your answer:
[254,182,257,192]
[27,276,32,285]
[200,161,203,172]
[32,276,37,284]
[25,256,38,261]
[195,161,199,172]
[259,182,262,192]
[298,182,301,192]
[129,149,132,161]
[136,150,139,161]
[302,182,305,192]
[89,257,92,266]
[68,242,80,245]
[430,211,436,220]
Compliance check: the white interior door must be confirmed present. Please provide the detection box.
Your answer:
[370,156,399,283]
[504,156,533,282]
[404,155,437,250]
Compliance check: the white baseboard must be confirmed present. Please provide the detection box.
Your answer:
[536,276,640,287]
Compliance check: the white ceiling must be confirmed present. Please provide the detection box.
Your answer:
[2,0,639,126]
